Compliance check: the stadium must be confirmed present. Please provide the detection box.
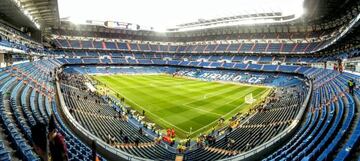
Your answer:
[0,0,359,160]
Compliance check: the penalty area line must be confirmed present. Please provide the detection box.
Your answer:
[190,89,270,135]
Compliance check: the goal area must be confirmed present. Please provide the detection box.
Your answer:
[245,93,256,104]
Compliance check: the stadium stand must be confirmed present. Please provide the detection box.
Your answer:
[0,0,360,160]
[52,40,330,54]
[38,57,354,160]
[60,84,176,160]
[0,60,108,161]
[184,86,306,161]
[0,53,358,161]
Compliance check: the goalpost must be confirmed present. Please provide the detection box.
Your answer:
[245,93,256,104]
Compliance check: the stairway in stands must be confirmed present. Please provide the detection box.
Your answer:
[347,92,360,160]
[327,82,360,160]
[2,92,24,161]
[0,122,21,161]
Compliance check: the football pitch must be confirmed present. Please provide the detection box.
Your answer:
[92,74,271,138]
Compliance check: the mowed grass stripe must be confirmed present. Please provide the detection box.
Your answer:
[96,76,223,134]
[172,88,268,131]
[185,86,253,107]
[185,87,262,114]
[210,88,266,114]
[117,76,225,104]
[114,75,209,89]
[95,76,211,130]
[107,75,235,116]
[115,74,235,99]
[112,74,226,89]
[92,74,269,138]
[115,75,239,106]
[122,75,204,89]
[188,88,270,135]
[98,77,191,134]
[94,75,266,135]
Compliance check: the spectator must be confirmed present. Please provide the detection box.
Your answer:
[31,122,48,161]
[91,140,100,161]
[48,115,68,161]
[171,128,175,138]
[107,134,111,144]
[339,64,344,73]
[123,135,129,144]
[69,107,74,114]
[224,134,229,143]
[186,136,191,147]
[171,138,176,147]
[227,126,233,132]
[155,136,162,144]
[348,79,356,95]
[196,137,202,148]
[229,138,235,148]
[139,127,143,135]
[111,136,116,145]
[48,114,56,132]
[134,137,140,146]
[119,129,123,137]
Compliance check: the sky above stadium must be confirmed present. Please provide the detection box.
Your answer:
[58,0,305,31]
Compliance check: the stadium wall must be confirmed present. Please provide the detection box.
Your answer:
[57,62,307,78]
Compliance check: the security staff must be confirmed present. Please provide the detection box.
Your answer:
[348,79,356,95]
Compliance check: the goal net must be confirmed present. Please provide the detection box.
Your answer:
[245,93,256,104]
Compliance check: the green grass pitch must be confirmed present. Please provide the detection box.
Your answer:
[92,74,270,138]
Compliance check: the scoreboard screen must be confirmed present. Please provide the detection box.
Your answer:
[104,21,132,29]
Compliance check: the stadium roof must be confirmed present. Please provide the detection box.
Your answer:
[58,0,305,32]
[0,0,59,29]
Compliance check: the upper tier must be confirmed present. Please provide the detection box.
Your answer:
[53,39,328,54]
